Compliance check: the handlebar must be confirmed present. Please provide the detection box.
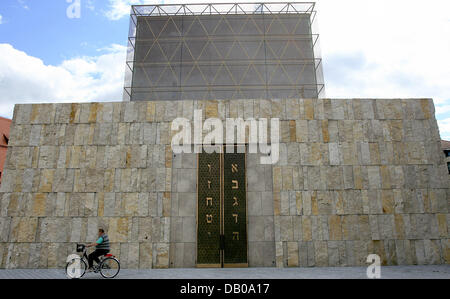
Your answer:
[76,243,86,252]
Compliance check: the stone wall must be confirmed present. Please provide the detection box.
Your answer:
[0,99,448,269]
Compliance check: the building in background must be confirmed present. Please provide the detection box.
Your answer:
[0,117,11,184]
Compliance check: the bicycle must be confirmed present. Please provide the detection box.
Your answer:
[65,244,121,279]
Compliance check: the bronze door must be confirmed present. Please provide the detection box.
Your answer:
[197,146,248,268]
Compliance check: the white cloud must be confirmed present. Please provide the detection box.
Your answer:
[437,118,450,140]
[313,0,450,138]
[104,0,144,21]
[315,0,450,104]
[17,0,29,10]
[86,0,95,11]
[0,14,3,24]
[0,43,126,118]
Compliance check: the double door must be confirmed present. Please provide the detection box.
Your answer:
[197,146,248,268]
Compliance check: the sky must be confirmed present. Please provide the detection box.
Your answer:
[0,0,449,138]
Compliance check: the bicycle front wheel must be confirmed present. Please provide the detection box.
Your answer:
[100,257,120,279]
[65,258,87,279]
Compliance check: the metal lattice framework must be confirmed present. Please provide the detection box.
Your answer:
[123,2,325,101]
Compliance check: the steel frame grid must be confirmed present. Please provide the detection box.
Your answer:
[123,2,325,101]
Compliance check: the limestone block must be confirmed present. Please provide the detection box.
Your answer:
[30,104,55,124]
[341,215,357,241]
[248,242,264,267]
[300,191,311,216]
[122,102,138,123]
[271,99,285,119]
[262,192,274,216]
[295,120,308,142]
[154,242,170,269]
[334,191,346,216]
[86,169,106,193]
[248,192,262,216]
[423,239,441,264]
[326,167,343,190]
[436,214,448,238]
[280,216,293,241]
[176,169,195,193]
[38,146,57,169]
[177,192,194,217]
[249,216,265,242]
[137,217,153,243]
[314,241,328,267]
[301,216,312,241]
[297,241,308,267]
[378,215,394,239]
[331,99,345,120]
[378,142,394,165]
[14,104,32,125]
[259,100,272,119]
[303,99,314,120]
[316,191,332,215]
[326,241,339,267]
[413,240,426,265]
[6,147,32,171]
[127,243,140,269]
[308,120,321,142]
[180,242,195,268]
[442,239,450,264]
[40,124,62,146]
[247,166,266,192]
[8,125,29,147]
[286,99,299,120]
[262,216,274,242]
[272,167,282,193]
[126,123,141,145]
[356,215,370,240]
[307,167,321,191]
[139,243,153,269]
[287,241,299,267]
[286,143,299,165]
[305,241,315,267]
[340,142,358,166]
[17,218,38,242]
[328,215,342,241]
[121,193,138,216]
[281,167,293,191]
[361,100,376,120]
[38,170,54,193]
[157,122,170,145]
[288,192,297,216]
[109,217,130,243]
[170,217,182,243]
[367,166,381,190]
[328,143,340,166]
[339,121,355,142]
[275,241,283,268]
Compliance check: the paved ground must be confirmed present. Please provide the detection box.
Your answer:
[0,265,449,279]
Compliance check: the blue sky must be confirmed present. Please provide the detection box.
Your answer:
[0,0,449,139]
[0,0,129,64]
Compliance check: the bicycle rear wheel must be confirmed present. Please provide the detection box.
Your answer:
[100,257,120,279]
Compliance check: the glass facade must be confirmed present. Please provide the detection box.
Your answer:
[123,3,325,101]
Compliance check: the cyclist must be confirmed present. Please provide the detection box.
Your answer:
[86,228,110,272]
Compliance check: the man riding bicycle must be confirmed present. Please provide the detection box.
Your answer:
[86,228,110,272]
